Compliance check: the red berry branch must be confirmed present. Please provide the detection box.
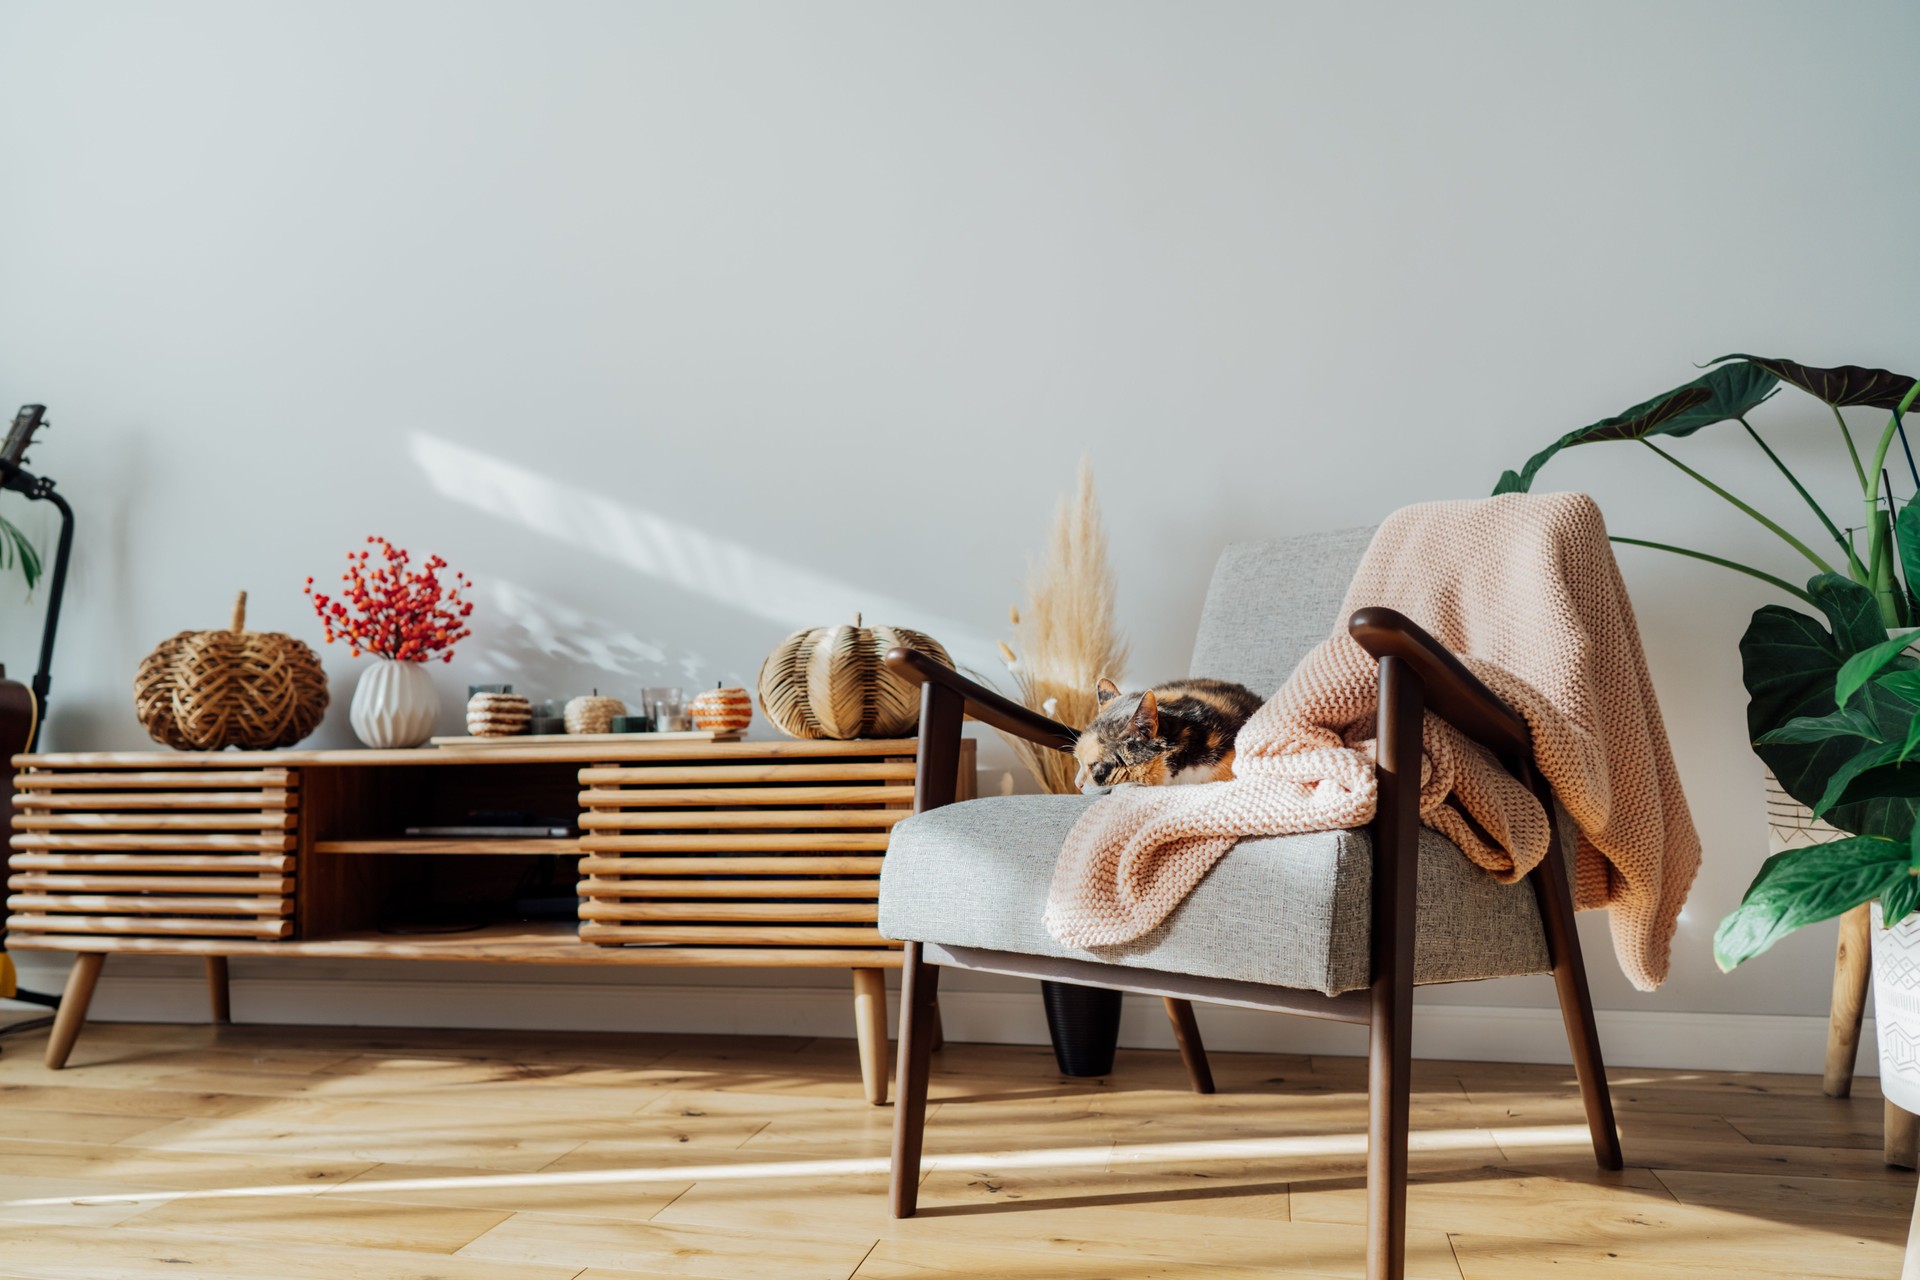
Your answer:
[304,536,474,663]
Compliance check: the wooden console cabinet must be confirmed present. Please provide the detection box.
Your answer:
[5,737,974,1103]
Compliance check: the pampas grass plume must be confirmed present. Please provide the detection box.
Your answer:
[1001,456,1129,794]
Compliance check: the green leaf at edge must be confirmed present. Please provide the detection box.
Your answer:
[1838,634,1919,708]
[1494,362,1780,493]
[1714,835,1907,970]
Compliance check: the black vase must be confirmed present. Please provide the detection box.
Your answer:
[1040,980,1123,1076]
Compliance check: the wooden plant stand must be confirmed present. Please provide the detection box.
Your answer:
[5,737,974,1103]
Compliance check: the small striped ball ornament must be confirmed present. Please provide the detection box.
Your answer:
[689,685,753,734]
[466,691,531,737]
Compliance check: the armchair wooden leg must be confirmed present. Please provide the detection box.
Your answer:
[1825,903,1872,1098]
[206,956,231,1026]
[1163,997,1215,1094]
[1367,653,1422,1280]
[889,942,941,1219]
[45,952,103,1070]
[930,998,944,1053]
[1530,831,1624,1171]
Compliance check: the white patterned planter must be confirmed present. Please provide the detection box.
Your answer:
[348,658,439,749]
[1873,900,1920,1114]
[1764,766,1843,854]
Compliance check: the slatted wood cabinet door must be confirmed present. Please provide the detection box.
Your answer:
[6,766,298,942]
[575,740,970,958]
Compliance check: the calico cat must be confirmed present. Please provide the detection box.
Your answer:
[1073,677,1264,791]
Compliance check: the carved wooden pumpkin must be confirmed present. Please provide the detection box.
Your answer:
[757,615,951,739]
[689,685,753,734]
[134,592,330,751]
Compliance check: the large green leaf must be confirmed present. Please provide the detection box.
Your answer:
[1884,868,1920,925]
[1897,502,1920,618]
[1808,572,1888,654]
[1838,633,1918,707]
[1815,739,1907,816]
[1754,702,1881,746]
[1709,355,1920,412]
[1493,363,1780,494]
[1713,835,1907,970]
[1741,600,1920,836]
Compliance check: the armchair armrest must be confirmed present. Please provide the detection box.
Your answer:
[884,647,1079,753]
[1348,607,1531,769]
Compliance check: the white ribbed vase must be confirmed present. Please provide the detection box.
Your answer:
[348,659,438,749]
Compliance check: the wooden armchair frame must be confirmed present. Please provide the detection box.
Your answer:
[883,609,1623,1280]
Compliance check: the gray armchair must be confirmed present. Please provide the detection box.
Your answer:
[876,528,1622,1280]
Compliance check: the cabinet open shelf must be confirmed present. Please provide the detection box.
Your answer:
[311,838,579,856]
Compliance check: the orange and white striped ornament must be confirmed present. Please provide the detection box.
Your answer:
[690,685,753,734]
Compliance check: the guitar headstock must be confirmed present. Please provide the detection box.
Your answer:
[1,405,46,471]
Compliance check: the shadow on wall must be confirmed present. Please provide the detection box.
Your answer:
[405,432,997,672]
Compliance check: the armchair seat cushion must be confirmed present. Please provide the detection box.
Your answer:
[878,794,1554,996]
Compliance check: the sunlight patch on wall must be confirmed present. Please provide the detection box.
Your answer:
[408,433,994,668]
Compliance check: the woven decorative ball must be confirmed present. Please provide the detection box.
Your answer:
[757,615,951,739]
[466,691,531,737]
[564,693,626,735]
[689,685,753,734]
[134,592,330,751]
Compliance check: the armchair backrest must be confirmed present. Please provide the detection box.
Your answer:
[1188,527,1376,696]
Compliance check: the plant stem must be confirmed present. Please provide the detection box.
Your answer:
[1739,416,1863,579]
[1642,440,1836,575]
[1833,404,1869,489]
[1609,536,1817,604]
[1862,384,1920,611]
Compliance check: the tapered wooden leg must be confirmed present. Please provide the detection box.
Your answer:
[1888,1101,1919,1170]
[1528,791,1625,1171]
[1825,903,1872,1098]
[889,942,941,1218]
[44,953,103,1070]
[852,967,888,1106]
[929,999,945,1053]
[1163,997,1215,1094]
[1367,655,1422,1280]
[206,956,231,1026]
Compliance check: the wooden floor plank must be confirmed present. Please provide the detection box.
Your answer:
[457,1211,876,1279]
[128,1194,512,1254]
[0,1224,585,1280]
[0,1023,1907,1280]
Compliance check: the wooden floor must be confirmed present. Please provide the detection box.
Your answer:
[0,1020,1908,1279]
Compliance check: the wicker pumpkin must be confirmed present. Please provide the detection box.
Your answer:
[758,615,951,739]
[135,592,330,750]
[565,693,625,735]
[689,685,753,734]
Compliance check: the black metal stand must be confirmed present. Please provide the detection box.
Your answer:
[0,472,73,752]
[0,408,77,1038]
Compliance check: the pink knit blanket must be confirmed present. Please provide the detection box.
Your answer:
[1043,492,1700,992]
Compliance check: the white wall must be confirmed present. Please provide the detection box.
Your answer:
[1,0,1916,1067]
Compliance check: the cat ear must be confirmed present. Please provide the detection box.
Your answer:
[1096,677,1121,705]
[1130,689,1159,738]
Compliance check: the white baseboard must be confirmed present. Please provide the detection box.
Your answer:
[39,967,1871,1078]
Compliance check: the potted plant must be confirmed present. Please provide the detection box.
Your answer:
[1496,356,1920,1100]
[1716,583,1920,1115]
[305,536,473,749]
